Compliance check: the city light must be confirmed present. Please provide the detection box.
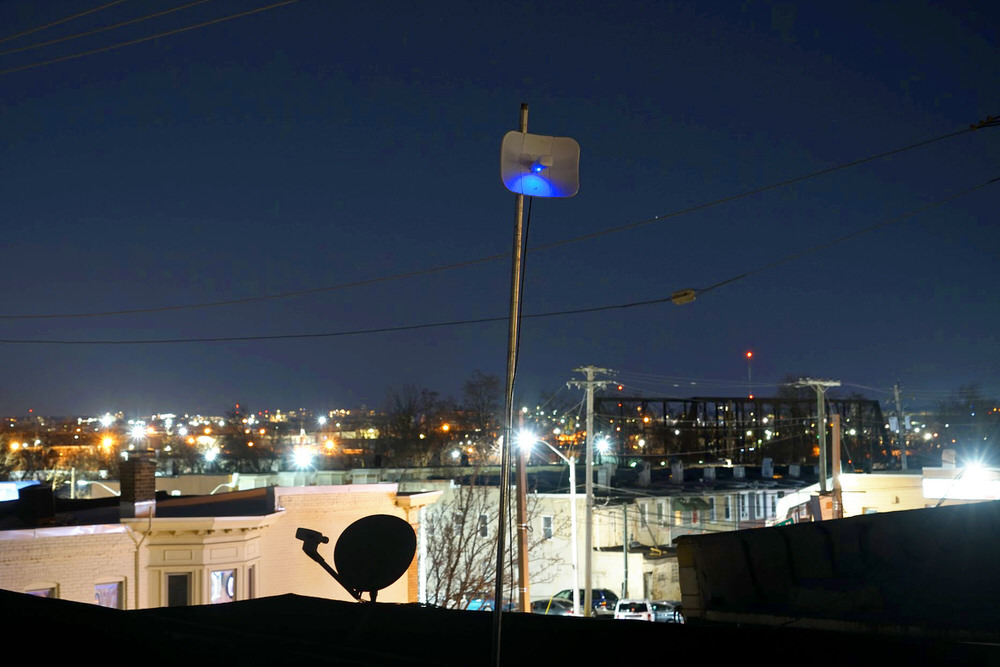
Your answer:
[292,447,314,469]
[129,423,146,442]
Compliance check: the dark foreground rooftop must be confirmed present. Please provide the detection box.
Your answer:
[2,588,995,666]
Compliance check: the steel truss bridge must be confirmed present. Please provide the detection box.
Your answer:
[593,396,893,470]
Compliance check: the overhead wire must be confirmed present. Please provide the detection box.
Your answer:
[0,0,302,76]
[0,0,133,45]
[1,176,995,345]
[1,118,995,320]
[0,0,219,58]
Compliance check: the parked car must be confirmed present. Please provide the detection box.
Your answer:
[530,598,580,616]
[650,600,684,623]
[551,588,619,616]
[613,598,655,621]
[465,594,516,612]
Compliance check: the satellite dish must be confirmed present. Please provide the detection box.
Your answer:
[500,131,580,198]
[334,514,416,597]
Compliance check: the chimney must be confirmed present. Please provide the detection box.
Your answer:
[120,455,156,518]
[18,483,55,526]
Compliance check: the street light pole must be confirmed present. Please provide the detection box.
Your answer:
[522,433,579,616]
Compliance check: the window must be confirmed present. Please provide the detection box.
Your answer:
[210,569,237,604]
[167,573,190,607]
[691,508,699,525]
[248,565,256,600]
[755,493,763,519]
[770,494,777,519]
[94,582,123,609]
[542,515,553,540]
[709,497,717,522]
[724,496,732,521]
[478,513,489,538]
[656,501,665,526]
[739,493,749,520]
[639,503,648,527]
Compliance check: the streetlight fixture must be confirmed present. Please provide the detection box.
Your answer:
[517,431,580,617]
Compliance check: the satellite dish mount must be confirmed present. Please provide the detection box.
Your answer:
[295,514,416,603]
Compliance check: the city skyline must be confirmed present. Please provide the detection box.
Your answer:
[2,1,998,416]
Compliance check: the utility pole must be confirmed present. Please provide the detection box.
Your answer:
[793,378,840,493]
[568,365,611,617]
[893,382,908,471]
[622,503,629,599]
[832,413,843,519]
[493,103,529,667]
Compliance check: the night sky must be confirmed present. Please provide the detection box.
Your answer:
[1,1,998,417]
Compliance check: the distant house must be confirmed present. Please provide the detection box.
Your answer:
[0,458,440,609]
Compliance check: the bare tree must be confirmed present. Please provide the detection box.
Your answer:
[933,384,999,464]
[424,473,561,610]
[461,371,502,461]
[380,385,450,466]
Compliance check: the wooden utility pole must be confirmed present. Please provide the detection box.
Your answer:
[832,413,843,519]
[569,365,611,617]
[493,102,529,667]
[794,378,840,493]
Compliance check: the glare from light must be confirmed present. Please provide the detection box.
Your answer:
[100,414,114,428]
[293,447,313,469]
[516,430,537,451]
[596,438,611,454]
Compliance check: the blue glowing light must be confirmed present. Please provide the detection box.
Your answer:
[505,173,560,197]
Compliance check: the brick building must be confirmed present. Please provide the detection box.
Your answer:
[0,458,440,609]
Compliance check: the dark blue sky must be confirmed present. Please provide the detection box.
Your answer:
[1,0,997,417]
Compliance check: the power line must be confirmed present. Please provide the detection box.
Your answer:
[0,0,301,76]
[1,118,994,320]
[0,0,133,45]
[1,177,994,345]
[695,177,998,298]
[0,0,219,58]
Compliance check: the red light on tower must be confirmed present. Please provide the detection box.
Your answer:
[745,350,753,399]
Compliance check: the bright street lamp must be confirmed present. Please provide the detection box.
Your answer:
[517,431,580,617]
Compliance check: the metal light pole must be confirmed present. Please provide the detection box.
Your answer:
[530,436,580,616]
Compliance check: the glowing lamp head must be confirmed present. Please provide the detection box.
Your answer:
[293,447,313,469]
[516,430,537,451]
